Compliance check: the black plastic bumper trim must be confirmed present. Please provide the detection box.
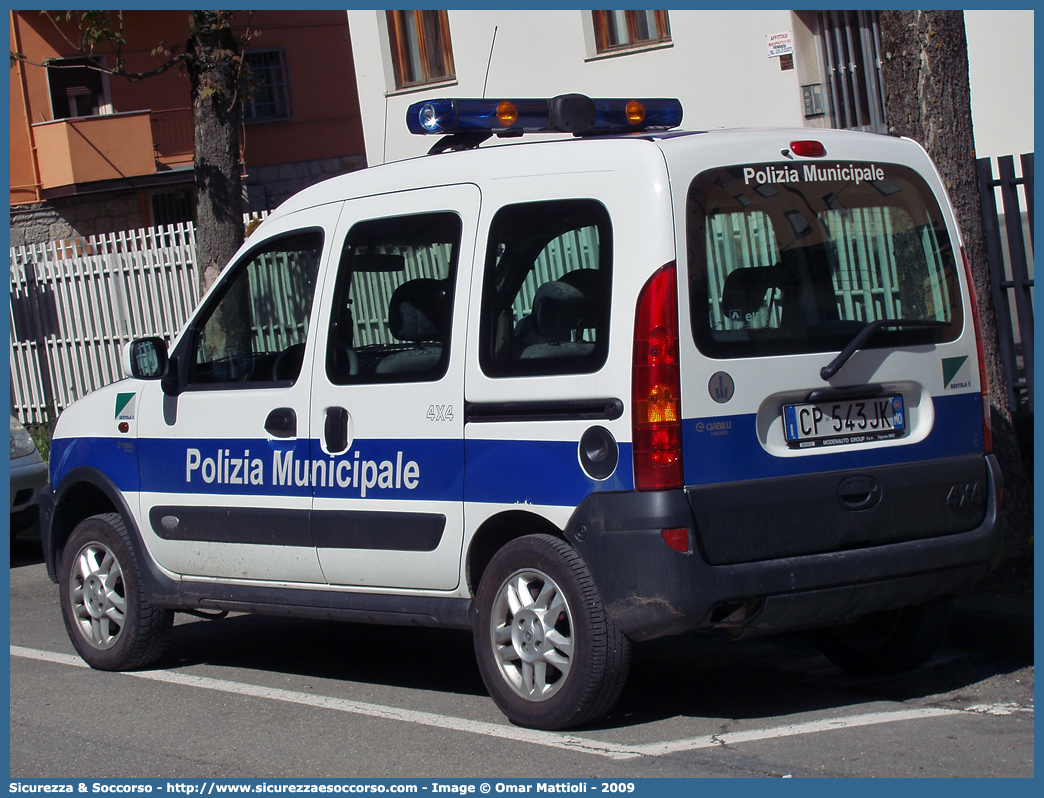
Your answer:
[312,509,446,551]
[465,398,624,424]
[564,454,1004,642]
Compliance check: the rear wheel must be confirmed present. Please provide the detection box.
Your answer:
[474,534,631,730]
[59,513,173,670]
[814,596,953,676]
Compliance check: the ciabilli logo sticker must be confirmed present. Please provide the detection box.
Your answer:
[115,392,136,420]
[942,356,971,390]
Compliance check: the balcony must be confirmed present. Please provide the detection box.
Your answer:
[30,108,195,194]
[32,111,158,190]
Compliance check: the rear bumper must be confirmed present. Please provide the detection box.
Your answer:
[564,454,1004,641]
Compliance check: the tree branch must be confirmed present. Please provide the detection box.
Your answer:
[10,51,191,81]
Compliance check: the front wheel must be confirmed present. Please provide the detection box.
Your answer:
[59,513,173,670]
[814,596,954,676]
[474,534,631,730]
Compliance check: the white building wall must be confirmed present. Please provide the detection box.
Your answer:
[348,10,1033,167]
[965,10,1034,161]
[349,10,805,165]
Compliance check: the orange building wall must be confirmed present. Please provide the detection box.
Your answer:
[10,46,39,203]
[237,11,364,167]
[10,10,365,206]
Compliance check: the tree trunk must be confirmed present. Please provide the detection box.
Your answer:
[188,10,244,293]
[879,10,1031,566]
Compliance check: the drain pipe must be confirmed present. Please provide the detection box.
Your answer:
[11,10,44,202]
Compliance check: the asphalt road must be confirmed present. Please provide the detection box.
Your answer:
[8,526,1033,779]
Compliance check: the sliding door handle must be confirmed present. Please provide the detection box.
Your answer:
[325,407,350,454]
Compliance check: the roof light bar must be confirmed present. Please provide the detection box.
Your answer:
[407,98,550,135]
[587,98,682,132]
[406,94,683,138]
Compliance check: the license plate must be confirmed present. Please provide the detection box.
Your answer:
[783,395,905,449]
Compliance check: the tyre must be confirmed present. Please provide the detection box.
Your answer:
[814,596,954,676]
[473,534,631,730]
[59,513,174,670]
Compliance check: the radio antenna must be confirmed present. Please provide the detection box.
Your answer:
[482,25,498,98]
[382,92,390,164]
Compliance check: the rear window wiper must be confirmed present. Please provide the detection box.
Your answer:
[821,318,951,380]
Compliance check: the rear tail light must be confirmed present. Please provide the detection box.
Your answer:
[961,247,993,454]
[633,262,683,490]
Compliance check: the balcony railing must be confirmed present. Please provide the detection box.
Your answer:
[150,108,194,166]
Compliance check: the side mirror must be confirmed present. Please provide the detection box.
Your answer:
[122,337,168,380]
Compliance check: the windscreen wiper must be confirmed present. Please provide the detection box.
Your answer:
[820,318,951,380]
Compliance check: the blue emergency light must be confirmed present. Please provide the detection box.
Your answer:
[406,94,683,137]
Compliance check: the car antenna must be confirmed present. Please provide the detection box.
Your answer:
[482,25,498,98]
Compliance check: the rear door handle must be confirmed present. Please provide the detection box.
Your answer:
[325,407,350,454]
[265,407,297,438]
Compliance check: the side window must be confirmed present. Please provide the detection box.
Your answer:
[325,212,461,384]
[480,200,612,377]
[188,231,322,387]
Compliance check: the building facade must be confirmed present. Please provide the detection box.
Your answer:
[346,9,1033,166]
[10,10,367,247]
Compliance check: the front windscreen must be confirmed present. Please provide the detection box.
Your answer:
[686,161,962,358]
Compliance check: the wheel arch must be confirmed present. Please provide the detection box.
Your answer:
[45,467,180,603]
[465,509,566,596]
[45,467,126,581]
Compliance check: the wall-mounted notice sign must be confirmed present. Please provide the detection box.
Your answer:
[766,31,794,58]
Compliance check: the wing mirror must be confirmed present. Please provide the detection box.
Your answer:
[122,337,168,380]
[121,337,186,396]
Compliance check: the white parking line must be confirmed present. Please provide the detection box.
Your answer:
[11,645,1029,761]
[628,708,956,757]
[11,645,640,760]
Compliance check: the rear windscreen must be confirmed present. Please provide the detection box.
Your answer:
[686,161,962,358]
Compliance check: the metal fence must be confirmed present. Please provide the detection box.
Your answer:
[10,218,264,424]
[977,154,1034,419]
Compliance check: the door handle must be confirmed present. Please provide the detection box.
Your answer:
[265,407,297,438]
[325,407,350,454]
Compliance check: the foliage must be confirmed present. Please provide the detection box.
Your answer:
[28,422,51,463]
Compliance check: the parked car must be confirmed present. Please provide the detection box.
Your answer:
[10,415,47,533]
[40,94,1001,730]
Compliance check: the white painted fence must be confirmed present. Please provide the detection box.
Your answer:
[10,217,264,425]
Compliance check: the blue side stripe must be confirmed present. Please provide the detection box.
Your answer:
[49,392,983,508]
[463,438,635,506]
[50,433,633,507]
[51,436,141,492]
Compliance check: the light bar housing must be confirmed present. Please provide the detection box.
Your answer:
[406,94,683,137]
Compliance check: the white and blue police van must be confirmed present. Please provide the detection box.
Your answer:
[41,94,1002,730]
